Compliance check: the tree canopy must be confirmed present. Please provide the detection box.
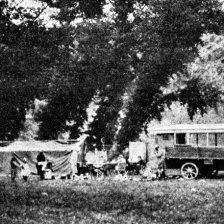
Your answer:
[1,0,224,148]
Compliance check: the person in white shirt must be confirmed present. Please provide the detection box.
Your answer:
[115,155,127,174]
[21,157,31,182]
[154,145,166,178]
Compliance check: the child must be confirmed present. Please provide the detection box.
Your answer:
[21,157,31,182]
[44,160,53,180]
[142,162,157,181]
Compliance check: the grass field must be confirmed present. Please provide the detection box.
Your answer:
[1,177,224,224]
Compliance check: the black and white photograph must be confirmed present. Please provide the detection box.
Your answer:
[1,0,224,223]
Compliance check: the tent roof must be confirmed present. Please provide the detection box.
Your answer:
[0,141,80,152]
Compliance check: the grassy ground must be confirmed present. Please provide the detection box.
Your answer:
[1,177,224,224]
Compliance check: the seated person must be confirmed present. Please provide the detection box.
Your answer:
[142,162,157,181]
[137,156,146,167]
[115,155,127,174]
[136,156,146,174]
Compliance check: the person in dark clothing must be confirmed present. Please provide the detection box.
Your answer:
[137,156,145,166]
[37,151,46,162]
[10,155,20,182]
[36,151,46,180]
[136,156,146,174]
[46,160,52,171]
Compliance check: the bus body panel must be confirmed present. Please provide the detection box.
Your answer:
[149,124,224,177]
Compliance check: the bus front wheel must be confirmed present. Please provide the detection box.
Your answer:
[181,162,199,180]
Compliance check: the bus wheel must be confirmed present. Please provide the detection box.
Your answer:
[181,162,199,180]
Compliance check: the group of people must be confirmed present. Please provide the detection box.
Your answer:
[10,151,52,182]
[10,144,165,182]
[108,144,166,181]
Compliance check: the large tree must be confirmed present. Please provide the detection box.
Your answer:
[36,0,138,143]
[1,0,224,145]
[116,0,224,145]
[0,0,58,140]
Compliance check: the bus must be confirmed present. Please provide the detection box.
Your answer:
[149,123,224,179]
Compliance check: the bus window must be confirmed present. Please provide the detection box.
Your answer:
[217,133,224,146]
[157,134,174,147]
[208,133,216,146]
[190,133,207,146]
[162,134,169,141]
[176,133,186,145]
[208,133,224,146]
[189,133,197,146]
[198,133,207,146]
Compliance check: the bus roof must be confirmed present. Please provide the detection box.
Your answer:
[149,123,224,134]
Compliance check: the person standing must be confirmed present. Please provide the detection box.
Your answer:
[70,150,78,179]
[10,155,20,182]
[154,145,166,178]
[21,157,31,182]
[36,151,46,180]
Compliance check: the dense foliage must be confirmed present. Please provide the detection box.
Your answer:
[117,0,224,144]
[0,1,56,140]
[1,0,224,145]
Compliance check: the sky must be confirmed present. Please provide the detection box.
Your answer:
[9,0,115,27]
[9,0,59,27]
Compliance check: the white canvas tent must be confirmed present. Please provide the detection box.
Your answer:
[0,140,82,177]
